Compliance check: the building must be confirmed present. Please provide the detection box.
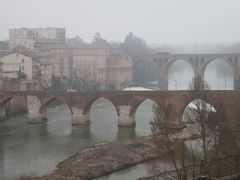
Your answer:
[40,62,53,90]
[19,80,41,91]
[32,44,133,91]
[47,47,73,78]
[72,45,133,90]
[105,53,132,90]
[0,53,34,80]
[0,52,54,91]
[0,79,19,91]
[72,45,110,90]
[45,45,110,90]
[9,27,65,50]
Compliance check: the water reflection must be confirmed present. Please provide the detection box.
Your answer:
[0,140,5,179]
[26,124,48,141]
[135,99,153,137]
[117,126,136,141]
[71,125,91,139]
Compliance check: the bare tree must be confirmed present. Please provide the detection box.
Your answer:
[184,100,218,174]
[150,96,189,180]
[145,79,240,179]
[149,80,221,179]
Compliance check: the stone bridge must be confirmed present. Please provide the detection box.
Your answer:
[153,53,240,90]
[0,90,238,127]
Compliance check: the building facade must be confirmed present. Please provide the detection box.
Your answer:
[0,53,33,80]
[0,45,133,91]
[9,27,65,50]
[47,47,72,78]
[105,53,132,90]
[72,45,109,90]
[72,45,133,90]
[40,62,54,90]
[47,45,133,90]
[0,52,54,91]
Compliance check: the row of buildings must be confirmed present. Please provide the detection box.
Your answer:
[0,27,133,91]
[45,45,132,90]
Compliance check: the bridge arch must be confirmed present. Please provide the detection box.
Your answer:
[202,58,234,73]
[203,58,234,90]
[0,97,13,107]
[166,59,194,90]
[0,96,27,110]
[130,98,157,118]
[39,97,73,114]
[164,58,194,73]
[0,96,28,120]
[181,98,218,123]
[83,97,119,117]
[130,98,157,134]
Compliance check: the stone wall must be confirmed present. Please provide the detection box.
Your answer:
[6,96,27,114]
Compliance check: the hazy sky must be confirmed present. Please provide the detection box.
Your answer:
[1,0,240,44]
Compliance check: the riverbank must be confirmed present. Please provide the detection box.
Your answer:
[21,136,165,180]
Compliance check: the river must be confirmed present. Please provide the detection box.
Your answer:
[0,98,154,180]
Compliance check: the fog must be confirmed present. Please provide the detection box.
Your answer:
[1,0,240,44]
[0,0,238,88]
[168,60,194,90]
[204,59,233,90]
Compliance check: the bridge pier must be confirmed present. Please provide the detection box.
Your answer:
[194,72,204,90]
[118,105,135,126]
[0,106,6,121]
[234,69,240,90]
[71,108,90,125]
[27,112,47,124]
[27,96,47,124]
[158,70,168,90]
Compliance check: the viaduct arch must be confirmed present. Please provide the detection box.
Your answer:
[154,53,240,90]
[167,59,194,90]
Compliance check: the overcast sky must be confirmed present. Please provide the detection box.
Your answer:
[1,0,240,44]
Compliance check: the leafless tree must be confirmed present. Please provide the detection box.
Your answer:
[149,80,221,179]
[145,79,240,179]
[150,96,189,180]
[184,81,219,176]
